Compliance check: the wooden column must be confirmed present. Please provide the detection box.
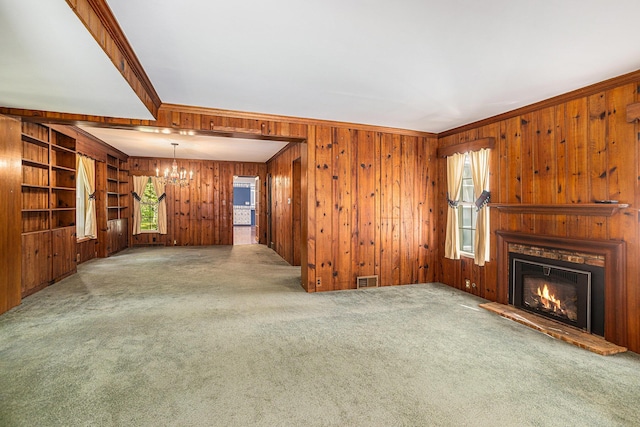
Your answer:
[0,115,22,313]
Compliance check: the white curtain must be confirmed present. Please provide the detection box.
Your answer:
[444,152,465,259]
[470,148,491,266]
[132,176,148,235]
[151,177,167,235]
[80,156,96,238]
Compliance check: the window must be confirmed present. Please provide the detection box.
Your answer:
[140,178,159,231]
[458,153,477,255]
[76,170,86,238]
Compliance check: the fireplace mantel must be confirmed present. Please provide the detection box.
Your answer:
[496,231,627,347]
[489,203,629,216]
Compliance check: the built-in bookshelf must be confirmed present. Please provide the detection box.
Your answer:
[106,155,129,221]
[20,122,77,296]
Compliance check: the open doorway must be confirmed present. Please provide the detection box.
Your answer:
[233,176,259,245]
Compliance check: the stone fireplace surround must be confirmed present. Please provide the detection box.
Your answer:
[496,231,627,347]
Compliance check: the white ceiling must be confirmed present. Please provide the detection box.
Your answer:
[105,0,640,133]
[77,125,289,163]
[0,0,153,120]
[2,0,640,159]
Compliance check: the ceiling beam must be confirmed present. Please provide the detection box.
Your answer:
[65,0,162,118]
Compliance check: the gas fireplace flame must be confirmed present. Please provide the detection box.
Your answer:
[536,284,562,313]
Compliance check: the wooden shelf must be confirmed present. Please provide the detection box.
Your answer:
[51,144,75,154]
[489,203,630,216]
[22,159,49,169]
[22,184,49,189]
[22,133,49,148]
[52,164,75,172]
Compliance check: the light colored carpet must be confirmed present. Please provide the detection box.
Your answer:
[1,244,638,426]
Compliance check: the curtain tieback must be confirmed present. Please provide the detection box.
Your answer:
[475,190,491,211]
[132,191,141,202]
[446,192,459,209]
[158,193,166,202]
[88,192,96,201]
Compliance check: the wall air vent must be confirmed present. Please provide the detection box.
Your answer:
[357,275,379,289]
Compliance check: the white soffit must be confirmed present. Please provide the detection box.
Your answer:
[0,0,153,120]
[78,126,289,163]
[106,0,640,132]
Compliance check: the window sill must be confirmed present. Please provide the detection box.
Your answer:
[76,237,95,243]
[460,251,475,259]
[140,230,159,234]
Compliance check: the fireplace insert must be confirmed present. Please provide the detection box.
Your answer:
[509,253,604,336]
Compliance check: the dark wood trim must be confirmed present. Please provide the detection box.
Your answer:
[65,0,161,117]
[162,103,437,138]
[436,137,495,157]
[490,203,630,216]
[626,102,640,123]
[439,68,640,137]
[496,231,627,347]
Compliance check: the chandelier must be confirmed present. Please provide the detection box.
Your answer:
[156,143,193,187]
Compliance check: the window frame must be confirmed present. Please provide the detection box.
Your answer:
[457,152,476,257]
[139,177,159,233]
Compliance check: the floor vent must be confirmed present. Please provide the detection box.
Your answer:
[357,275,379,289]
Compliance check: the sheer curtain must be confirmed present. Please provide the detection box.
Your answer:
[470,148,490,266]
[132,176,148,235]
[444,152,465,259]
[151,177,167,235]
[80,156,96,238]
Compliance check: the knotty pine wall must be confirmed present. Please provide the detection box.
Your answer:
[268,126,439,291]
[267,143,304,266]
[437,83,640,352]
[128,157,267,246]
[2,105,439,295]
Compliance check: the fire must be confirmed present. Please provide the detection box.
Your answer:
[536,284,563,313]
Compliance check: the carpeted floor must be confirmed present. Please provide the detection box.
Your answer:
[1,245,639,426]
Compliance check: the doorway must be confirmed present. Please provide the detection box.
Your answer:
[233,175,259,245]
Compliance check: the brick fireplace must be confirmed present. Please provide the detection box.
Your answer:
[496,231,627,347]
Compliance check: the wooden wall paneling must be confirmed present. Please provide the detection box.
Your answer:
[565,97,589,236]
[292,157,302,266]
[354,130,377,284]
[374,132,382,282]
[314,126,334,290]
[378,133,394,286]
[634,84,640,352]
[606,83,637,348]
[300,142,310,290]
[554,103,569,236]
[587,92,609,239]
[423,136,439,284]
[437,80,640,353]
[479,124,500,299]
[212,162,221,244]
[504,117,523,232]
[437,135,456,289]
[0,115,22,312]
[520,113,536,234]
[391,134,403,286]
[333,128,352,289]
[533,107,557,235]
[399,135,416,285]
[305,128,316,292]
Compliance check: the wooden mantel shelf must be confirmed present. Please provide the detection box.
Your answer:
[489,203,630,216]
